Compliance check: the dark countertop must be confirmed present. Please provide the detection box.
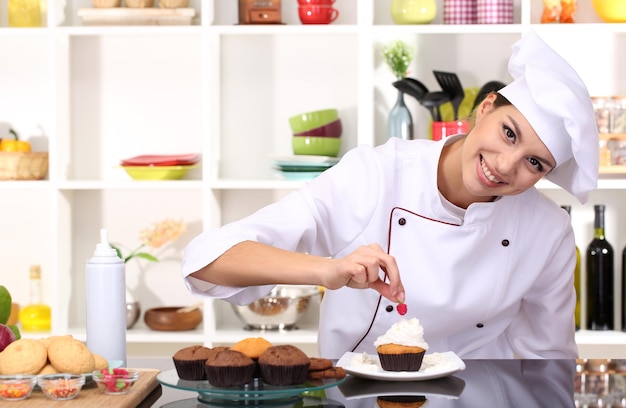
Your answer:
[138,357,622,407]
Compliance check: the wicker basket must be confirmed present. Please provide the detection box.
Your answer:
[92,0,122,7]
[159,0,189,8]
[0,152,49,180]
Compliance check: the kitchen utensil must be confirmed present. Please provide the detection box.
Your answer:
[421,91,451,122]
[293,118,342,137]
[231,285,320,330]
[292,136,341,157]
[144,306,203,331]
[392,77,429,102]
[472,80,507,109]
[433,70,465,120]
[120,153,200,166]
[121,165,197,180]
[289,108,339,133]
[592,0,626,22]
[176,302,203,313]
[298,5,339,24]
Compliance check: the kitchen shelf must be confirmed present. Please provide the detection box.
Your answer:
[1,0,626,359]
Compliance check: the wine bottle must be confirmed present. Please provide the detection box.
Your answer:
[586,204,614,330]
[19,265,51,332]
[561,205,581,330]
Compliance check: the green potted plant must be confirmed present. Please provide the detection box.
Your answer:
[382,40,415,140]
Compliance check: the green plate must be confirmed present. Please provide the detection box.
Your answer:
[121,165,199,181]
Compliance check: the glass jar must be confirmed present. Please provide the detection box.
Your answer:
[8,0,42,27]
[592,96,612,134]
[611,96,626,134]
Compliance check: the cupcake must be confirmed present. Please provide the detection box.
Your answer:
[374,318,429,372]
[204,350,256,387]
[172,345,215,380]
[230,337,272,377]
[258,345,310,386]
[230,337,272,361]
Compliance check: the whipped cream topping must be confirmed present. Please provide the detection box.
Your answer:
[374,317,429,350]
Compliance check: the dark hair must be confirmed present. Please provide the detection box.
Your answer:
[467,92,512,126]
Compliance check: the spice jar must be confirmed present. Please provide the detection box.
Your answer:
[611,96,626,134]
[592,96,612,134]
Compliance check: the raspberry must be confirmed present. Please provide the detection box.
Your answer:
[397,303,407,316]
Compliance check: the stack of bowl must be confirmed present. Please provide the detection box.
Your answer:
[288,108,342,157]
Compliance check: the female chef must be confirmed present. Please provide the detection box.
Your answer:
[181,31,599,359]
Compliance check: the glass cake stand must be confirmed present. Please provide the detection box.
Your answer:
[157,369,346,406]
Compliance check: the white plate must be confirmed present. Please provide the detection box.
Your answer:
[336,351,465,382]
[271,155,340,167]
[338,374,466,400]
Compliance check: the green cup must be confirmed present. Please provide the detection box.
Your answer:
[288,109,339,134]
[292,136,341,157]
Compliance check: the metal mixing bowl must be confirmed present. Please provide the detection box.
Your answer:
[231,285,321,330]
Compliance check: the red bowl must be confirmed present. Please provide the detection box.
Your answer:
[293,118,342,137]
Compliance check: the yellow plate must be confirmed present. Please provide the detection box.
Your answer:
[121,165,199,180]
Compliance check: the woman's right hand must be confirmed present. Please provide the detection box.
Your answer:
[323,243,405,303]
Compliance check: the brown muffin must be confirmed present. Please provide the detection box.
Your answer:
[258,345,310,386]
[377,396,427,408]
[376,344,425,372]
[172,345,215,380]
[204,350,255,387]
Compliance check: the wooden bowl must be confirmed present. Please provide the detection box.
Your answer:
[144,306,202,331]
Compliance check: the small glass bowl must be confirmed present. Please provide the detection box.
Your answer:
[0,375,37,401]
[37,373,85,401]
[92,368,140,395]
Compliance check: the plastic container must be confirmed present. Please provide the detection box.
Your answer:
[86,229,127,367]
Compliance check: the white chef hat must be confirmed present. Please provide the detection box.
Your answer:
[498,30,599,204]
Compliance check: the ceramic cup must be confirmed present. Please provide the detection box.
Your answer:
[298,0,335,5]
[298,5,339,24]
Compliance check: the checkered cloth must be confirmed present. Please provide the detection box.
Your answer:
[444,0,477,24]
[477,0,514,24]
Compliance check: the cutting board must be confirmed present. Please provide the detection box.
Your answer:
[12,369,161,408]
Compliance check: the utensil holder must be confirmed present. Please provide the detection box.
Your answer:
[431,120,470,141]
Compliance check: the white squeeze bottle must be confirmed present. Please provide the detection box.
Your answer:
[86,228,127,367]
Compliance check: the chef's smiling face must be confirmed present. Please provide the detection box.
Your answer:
[461,93,556,198]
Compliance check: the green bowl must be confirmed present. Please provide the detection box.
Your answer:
[122,165,194,180]
[292,136,341,157]
[288,109,339,133]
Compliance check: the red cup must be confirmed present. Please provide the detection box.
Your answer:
[297,0,335,4]
[298,0,335,6]
[431,120,470,141]
[298,5,339,24]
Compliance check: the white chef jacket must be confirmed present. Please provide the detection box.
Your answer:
[182,135,578,359]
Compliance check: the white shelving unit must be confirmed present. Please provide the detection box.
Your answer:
[2,0,626,358]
